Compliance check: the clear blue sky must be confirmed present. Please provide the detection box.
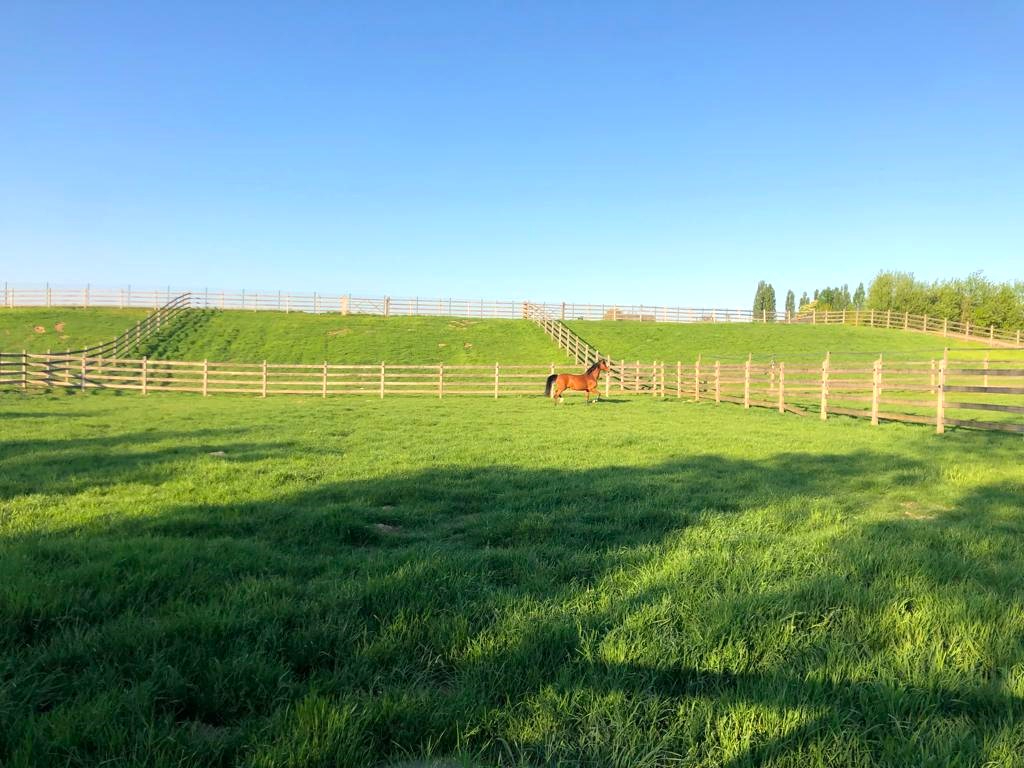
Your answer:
[1,1,1021,307]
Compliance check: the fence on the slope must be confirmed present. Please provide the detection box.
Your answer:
[789,308,1023,348]
[69,293,192,358]
[3,348,1022,435]
[8,283,1020,348]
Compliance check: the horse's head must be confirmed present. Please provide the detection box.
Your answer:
[599,359,610,371]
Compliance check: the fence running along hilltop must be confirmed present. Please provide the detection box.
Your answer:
[4,283,1021,348]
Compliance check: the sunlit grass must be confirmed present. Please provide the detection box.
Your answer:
[2,390,1023,766]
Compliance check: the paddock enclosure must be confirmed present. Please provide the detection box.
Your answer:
[2,287,1022,434]
[3,286,1024,767]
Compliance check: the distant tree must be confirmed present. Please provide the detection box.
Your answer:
[813,289,819,301]
[765,283,776,320]
[865,270,1024,329]
[799,292,810,308]
[853,282,865,308]
[785,290,796,317]
[752,280,767,316]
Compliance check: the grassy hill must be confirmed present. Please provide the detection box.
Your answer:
[0,308,149,353]
[139,310,564,364]
[567,320,1001,363]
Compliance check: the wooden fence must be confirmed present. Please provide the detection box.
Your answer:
[3,349,1021,435]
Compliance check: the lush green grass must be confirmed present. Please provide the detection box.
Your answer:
[138,311,564,364]
[0,308,150,353]
[2,390,1023,767]
[566,321,999,364]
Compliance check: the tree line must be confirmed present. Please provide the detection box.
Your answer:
[752,271,1023,329]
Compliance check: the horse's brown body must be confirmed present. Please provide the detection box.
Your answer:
[545,360,609,404]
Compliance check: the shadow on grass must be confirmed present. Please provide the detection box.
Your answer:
[2,448,1023,766]
[0,428,312,500]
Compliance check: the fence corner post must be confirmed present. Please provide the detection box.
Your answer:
[935,359,946,434]
[777,361,785,413]
[871,356,881,425]
[819,351,830,421]
[380,362,385,398]
[743,354,751,408]
[261,360,268,398]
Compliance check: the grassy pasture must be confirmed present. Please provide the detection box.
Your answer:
[137,311,562,365]
[2,390,1024,767]
[0,308,149,353]
[566,320,1003,365]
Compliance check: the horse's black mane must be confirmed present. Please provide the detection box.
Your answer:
[585,360,604,375]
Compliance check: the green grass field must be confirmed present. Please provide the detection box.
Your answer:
[566,321,998,364]
[0,308,150,353]
[136,311,563,364]
[2,390,1023,767]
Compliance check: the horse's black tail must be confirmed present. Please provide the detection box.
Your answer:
[544,373,557,397]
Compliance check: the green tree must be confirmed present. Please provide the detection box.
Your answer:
[785,289,796,317]
[852,282,865,308]
[752,280,766,316]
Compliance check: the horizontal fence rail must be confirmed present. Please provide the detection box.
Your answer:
[6,283,1020,348]
[3,349,1021,435]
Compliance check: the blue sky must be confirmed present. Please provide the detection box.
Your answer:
[1,1,1021,307]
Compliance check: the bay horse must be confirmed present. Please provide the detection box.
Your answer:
[545,360,610,404]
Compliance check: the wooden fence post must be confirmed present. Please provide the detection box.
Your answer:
[694,355,701,401]
[21,350,27,391]
[80,353,86,391]
[635,360,640,393]
[871,357,881,425]
[676,360,682,398]
[379,362,385,398]
[45,349,52,387]
[661,362,666,397]
[142,357,148,395]
[651,361,658,397]
[990,325,994,342]
[777,362,785,413]
[494,362,499,399]
[943,317,948,337]
[935,359,946,435]
[715,360,721,404]
[203,359,209,397]
[923,314,929,332]
[262,360,268,398]
[64,349,71,386]
[384,297,390,318]
[743,354,751,408]
[886,310,891,328]
[322,361,328,398]
[812,310,816,325]
[819,352,830,421]
[903,311,909,330]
